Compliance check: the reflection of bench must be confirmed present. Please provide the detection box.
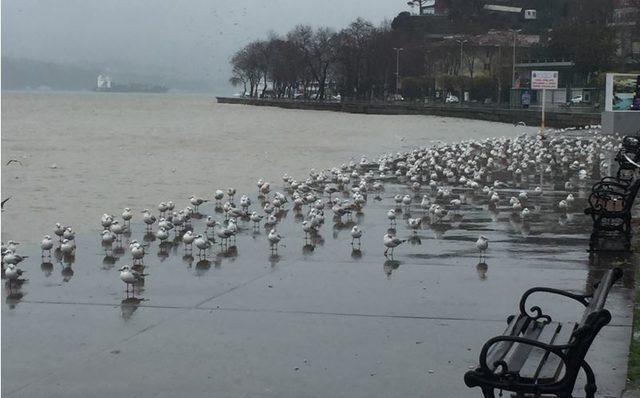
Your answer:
[464,268,622,398]
[584,177,640,251]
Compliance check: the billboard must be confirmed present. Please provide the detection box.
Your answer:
[605,73,640,112]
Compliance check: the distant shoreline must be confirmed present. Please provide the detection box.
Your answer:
[216,97,601,128]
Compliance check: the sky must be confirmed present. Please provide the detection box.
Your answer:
[2,0,405,93]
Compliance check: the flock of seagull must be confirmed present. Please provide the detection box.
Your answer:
[1,128,621,295]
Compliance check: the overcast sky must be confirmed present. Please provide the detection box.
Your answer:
[2,0,404,92]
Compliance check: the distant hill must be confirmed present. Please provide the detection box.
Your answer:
[2,57,97,90]
[1,57,218,93]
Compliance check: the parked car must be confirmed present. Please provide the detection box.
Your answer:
[445,95,460,104]
[388,94,404,102]
[570,95,583,104]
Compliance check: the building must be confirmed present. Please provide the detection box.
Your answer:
[609,0,640,70]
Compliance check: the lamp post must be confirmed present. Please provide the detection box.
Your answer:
[455,39,468,76]
[393,47,404,95]
[508,29,522,87]
[456,39,468,102]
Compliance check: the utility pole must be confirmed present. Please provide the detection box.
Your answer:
[393,47,404,95]
[509,29,521,87]
[456,39,468,102]
[455,39,468,76]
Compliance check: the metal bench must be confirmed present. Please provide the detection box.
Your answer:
[464,268,623,398]
[614,136,640,180]
[584,177,640,251]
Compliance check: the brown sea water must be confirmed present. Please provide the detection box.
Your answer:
[1,91,532,243]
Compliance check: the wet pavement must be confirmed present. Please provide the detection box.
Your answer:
[2,170,637,397]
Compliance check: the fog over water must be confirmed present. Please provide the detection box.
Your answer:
[2,0,404,93]
[1,92,533,243]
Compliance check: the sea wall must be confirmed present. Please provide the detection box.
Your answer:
[216,97,601,128]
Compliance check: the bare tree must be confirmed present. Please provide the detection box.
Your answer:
[287,25,338,100]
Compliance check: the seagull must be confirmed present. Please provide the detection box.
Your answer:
[182,230,196,250]
[259,182,271,198]
[6,159,22,166]
[122,208,133,226]
[302,221,313,239]
[129,241,145,264]
[54,223,66,242]
[566,193,575,206]
[420,195,430,212]
[250,212,263,227]
[387,209,397,225]
[102,229,117,246]
[227,188,236,202]
[155,227,169,243]
[193,234,211,257]
[4,264,25,287]
[101,214,114,229]
[1,196,12,210]
[189,196,208,212]
[350,225,363,246]
[268,229,282,252]
[383,233,406,257]
[402,194,412,209]
[476,236,489,259]
[214,190,225,205]
[40,235,54,257]
[119,265,145,293]
[60,239,76,256]
[3,251,28,266]
[63,227,75,241]
[407,217,422,233]
[109,221,125,242]
[158,202,169,215]
[240,195,252,211]
[226,219,239,244]
[558,199,568,211]
[204,216,218,232]
[141,209,156,230]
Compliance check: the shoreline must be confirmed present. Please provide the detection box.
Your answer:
[216,96,601,128]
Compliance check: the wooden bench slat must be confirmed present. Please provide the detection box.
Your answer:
[517,322,561,379]
[536,322,577,382]
[485,315,529,369]
[500,320,545,373]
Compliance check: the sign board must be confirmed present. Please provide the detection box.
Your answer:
[531,70,558,90]
[605,73,640,112]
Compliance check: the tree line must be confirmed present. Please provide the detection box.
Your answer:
[229,19,408,101]
[229,0,621,103]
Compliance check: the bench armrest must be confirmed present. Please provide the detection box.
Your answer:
[479,335,570,375]
[519,287,590,321]
[600,176,631,185]
[623,153,640,169]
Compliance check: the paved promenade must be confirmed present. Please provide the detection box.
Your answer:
[2,167,636,397]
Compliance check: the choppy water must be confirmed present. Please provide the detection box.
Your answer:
[1,91,532,243]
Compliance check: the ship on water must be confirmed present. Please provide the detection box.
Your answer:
[94,74,168,93]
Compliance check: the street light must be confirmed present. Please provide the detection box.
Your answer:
[508,29,522,87]
[393,47,404,95]
[455,39,468,76]
[455,39,468,102]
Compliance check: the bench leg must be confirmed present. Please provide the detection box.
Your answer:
[481,387,495,398]
[581,360,597,398]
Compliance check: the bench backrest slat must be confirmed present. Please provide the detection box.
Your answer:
[564,268,622,385]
